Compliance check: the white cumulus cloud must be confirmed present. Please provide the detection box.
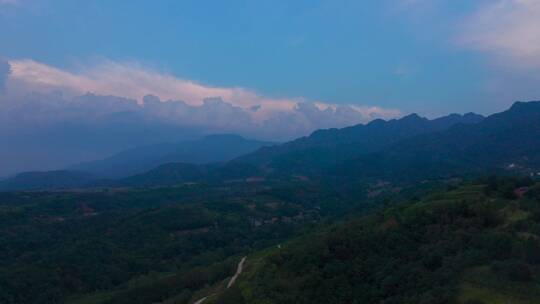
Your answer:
[5,58,401,137]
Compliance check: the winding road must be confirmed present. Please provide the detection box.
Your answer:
[227,256,246,288]
[192,256,247,304]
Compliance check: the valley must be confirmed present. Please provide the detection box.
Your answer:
[2,101,540,304]
[4,3,540,302]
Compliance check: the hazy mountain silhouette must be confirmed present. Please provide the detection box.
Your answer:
[5,102,540,190]
[70,134,273,178]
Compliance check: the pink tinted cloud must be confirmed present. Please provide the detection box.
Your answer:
[8,59,297,115]
[7,58,400,123]
[3,58,402,142]
[457,0,540,69]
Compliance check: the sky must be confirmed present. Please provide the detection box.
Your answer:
[0,0,540,175]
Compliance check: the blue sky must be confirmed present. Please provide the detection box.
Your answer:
[1,0,539,117]
[1,0,540,175]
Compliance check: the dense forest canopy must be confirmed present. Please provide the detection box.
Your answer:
[213,177,540,304]
[3,176,540,303]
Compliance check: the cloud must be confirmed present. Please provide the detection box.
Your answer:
[8,59,297,117]
[458,0,540,69]
[5,58,401,138]
[0,57,402,175]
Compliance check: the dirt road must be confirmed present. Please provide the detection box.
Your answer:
[191,256,247,304]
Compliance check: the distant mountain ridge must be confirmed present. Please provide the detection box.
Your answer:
[337,100,540,181]
[5,101,540,191]
[0,134,272,191]
[120,111,487,185]
[233,112,484,175]
[70,134,274,178]
[0,170,95,191]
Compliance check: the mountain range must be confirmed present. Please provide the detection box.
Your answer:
[232,111,484,176]
[129,101,538,186]
[0,134,271,191]
[2,101,540,191]
[332,101,540,182]
[109,110,487,186]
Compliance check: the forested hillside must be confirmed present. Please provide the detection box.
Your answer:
[0,181,339,304]
[214,177,540,304]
